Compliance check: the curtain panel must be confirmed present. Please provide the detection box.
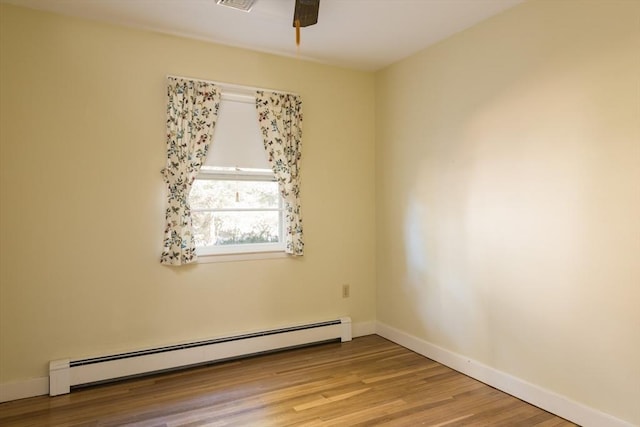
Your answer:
[160,77,221,265]
[255,91,304,255]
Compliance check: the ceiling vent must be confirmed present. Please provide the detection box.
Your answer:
[216,0,257,12]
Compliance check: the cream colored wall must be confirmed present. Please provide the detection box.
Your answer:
[376,0,639,424]
[0,4,376,383]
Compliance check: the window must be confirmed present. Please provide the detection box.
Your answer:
[189,92,285,256]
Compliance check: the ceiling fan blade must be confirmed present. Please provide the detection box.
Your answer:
[293,0,320,28]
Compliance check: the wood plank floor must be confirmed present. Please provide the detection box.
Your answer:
[0,335,576,426]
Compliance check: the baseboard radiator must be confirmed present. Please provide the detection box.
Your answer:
[49,317,351,396]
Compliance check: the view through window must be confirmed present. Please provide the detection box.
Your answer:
[190,167,284,255]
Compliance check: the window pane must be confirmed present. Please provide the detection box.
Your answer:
[192,211,280,247]
[190,180,280,210]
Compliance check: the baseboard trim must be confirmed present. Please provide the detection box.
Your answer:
[376,321,634,427]
[0,377,49,403]
[352,320,377,337]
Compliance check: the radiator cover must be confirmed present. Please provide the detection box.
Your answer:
[49,317,351,396]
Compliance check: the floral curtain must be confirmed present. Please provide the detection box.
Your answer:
[160,77,220,265]
[256,91,304,255]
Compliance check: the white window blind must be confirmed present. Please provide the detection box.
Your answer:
[204,94,270,170]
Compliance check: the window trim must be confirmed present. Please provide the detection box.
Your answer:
[196,250,289,264]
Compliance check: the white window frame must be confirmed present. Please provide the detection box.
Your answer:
[191,167,286,261]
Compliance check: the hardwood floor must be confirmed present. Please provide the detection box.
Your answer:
[0,335,576,426]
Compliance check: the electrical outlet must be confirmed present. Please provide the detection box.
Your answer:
[342,284,350,298]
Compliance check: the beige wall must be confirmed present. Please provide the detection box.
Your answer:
[376,0,639,424]
[2,0,639,423]
[0,4,376,383]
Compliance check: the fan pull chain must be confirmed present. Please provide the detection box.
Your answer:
[235,167,240,202]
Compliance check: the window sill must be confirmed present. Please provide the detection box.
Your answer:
[195,251,289,264]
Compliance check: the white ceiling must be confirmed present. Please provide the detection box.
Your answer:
[2,0,525,71]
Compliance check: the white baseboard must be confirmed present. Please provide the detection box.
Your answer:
[352,320,377,337]
[376,321,634,427]
[5,318,629,427]
[0,377,48,403]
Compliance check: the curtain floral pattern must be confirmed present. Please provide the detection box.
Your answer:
[256,91,304,255]
[160,77,220,265]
